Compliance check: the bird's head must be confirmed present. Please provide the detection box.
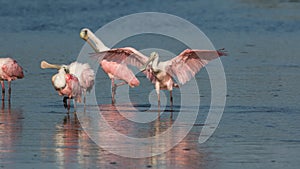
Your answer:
[59,65,70,74]
[140,52,159,72]
[52,71,66,91]
[80,28,90,41]
[149,52,159,60]
[80,28,100,52]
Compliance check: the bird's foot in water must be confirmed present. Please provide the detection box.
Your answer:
[63,97,69,109]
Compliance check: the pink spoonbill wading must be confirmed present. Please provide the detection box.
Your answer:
[0,57,24,101]
[92,48,227,107]
[41,61,94,111]
[139,49,227,106]
[80,28,227,106]
[80,28,145,104]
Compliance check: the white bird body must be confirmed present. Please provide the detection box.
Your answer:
[52,69,82,99]
[41,60,95,110]
[52,69,82,110]
[68,62,95,93]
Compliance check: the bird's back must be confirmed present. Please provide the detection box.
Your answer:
[101,60,140,87]
[69,62,95,91]
[0,58,24,81]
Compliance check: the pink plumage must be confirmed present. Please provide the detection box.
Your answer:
[166,49,227,85]
[52,68,82,111]
[92,48,227,106]
[100,59,140,87]
[55,74,82,103]
[0,58,24,81]
[0,57,24,101]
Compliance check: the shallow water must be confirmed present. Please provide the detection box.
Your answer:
[0,0,300,168]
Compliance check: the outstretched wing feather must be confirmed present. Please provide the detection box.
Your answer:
[166,49,226,84]
[90,47,156,83]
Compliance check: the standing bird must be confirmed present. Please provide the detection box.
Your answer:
[140,49,227,106]
[52,68,82,111]
[80,28,142,104]
[0,58,24,101]
[66,62,95,103]
[41,61,94,110]
[91,48,227,106]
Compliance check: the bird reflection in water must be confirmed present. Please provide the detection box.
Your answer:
[77,104,208,168]
[147,107,207,168]
[0,101,23,160]
[54,113,93,168]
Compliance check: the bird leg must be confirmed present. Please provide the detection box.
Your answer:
[111,79,116,104]
[68,98,71,111]
[63,97,71,112]
[155,81,161,109]
[1,81,4,101]
[115,81,127,87]
[170,90,173,119]
[111,80,127,104]
[73,99,77,112]
[83,89,86,111]
[8,81,11,101]
[170,90,173,108]
[1,99,4,110]
[63,97,68,109]
[83,89,87,105]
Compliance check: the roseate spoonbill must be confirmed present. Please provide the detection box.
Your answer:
[41,61,95,104]
[0,58,24,101]
[80,28,142,104]
[91,48,226,106]
[51,68,82,111]
[140,49,227,106]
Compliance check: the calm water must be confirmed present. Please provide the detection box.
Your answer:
[0,0,300,168]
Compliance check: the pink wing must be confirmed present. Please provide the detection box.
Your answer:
[90,47,147,66]
[80,68,95,92]
[166,48,227,85]
[2,58,24,80]
[66,74,82,103]
[90,47,156,83]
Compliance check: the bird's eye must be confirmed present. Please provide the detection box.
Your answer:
[64,68,69,74]
[84,30,88,35]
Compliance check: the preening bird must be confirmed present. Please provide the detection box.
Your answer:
[80,28,142,104]
[0,57,24,101]
[91,48,227,106]
[41,61,95,110]
[52,68,82,110]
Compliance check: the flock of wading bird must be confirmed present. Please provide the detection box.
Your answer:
[1,28,227,111]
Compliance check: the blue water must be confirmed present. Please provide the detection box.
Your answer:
[0,0,300,168]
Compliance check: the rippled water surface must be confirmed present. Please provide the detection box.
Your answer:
[0,0,300,168]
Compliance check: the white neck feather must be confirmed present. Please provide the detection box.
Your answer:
[88,31,110,52]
